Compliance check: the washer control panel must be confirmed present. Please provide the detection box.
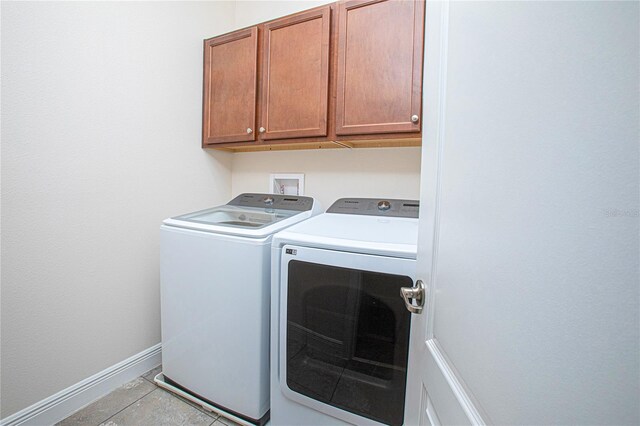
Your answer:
[327,198,419,218]
[228,193,314,211]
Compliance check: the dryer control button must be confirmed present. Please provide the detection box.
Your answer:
[377,200,391,211]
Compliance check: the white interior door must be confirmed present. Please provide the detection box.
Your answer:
[406,1,639,425]
[404,3,487,424]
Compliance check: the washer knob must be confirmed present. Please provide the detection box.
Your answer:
[263,196,274,205]
[377,200,391,211]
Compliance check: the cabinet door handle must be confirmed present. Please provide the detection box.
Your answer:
[411,115,419,123]
[259,127,266,133]
[246,128,253,134]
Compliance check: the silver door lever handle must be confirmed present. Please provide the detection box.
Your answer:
[400,280,425,314]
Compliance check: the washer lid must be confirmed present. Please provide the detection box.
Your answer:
[163,193,317,238]
[171,205,301,229]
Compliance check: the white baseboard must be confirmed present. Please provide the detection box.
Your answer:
[1,343,162,426]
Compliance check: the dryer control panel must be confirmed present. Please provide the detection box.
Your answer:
[327,198,419,218]
[228,193,314,211]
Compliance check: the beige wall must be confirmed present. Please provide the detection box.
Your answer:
[234,0,330,28]
[1,0,422,418]
[0,1,235,417]
[231,0,422,208]
[231,148,422,209]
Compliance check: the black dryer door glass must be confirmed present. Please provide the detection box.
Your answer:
[286,260,412,426]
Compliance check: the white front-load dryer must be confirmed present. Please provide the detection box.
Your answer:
[158,193,321,426]
[270,198,420,426]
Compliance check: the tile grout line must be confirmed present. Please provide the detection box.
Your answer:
[140,375,155,385]
[86,372,219,426]
[93,384,158,426]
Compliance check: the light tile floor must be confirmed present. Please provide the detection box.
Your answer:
[57,366,242,426]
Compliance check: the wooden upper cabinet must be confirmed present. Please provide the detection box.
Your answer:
[335,0,425,136]
[202,27,258,145]
[202,0,425,151]
[259,7,331,140]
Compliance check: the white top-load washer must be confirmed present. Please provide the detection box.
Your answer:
[158,193,321,426]
[270,198,420,426]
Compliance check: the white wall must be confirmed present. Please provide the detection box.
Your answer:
[231,1,422,208]
[419,1,639,424]
[0,1,235,417]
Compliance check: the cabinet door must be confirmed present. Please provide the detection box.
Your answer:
[259,7,331,140]
[336,0,425,136]
[202,27,258,145]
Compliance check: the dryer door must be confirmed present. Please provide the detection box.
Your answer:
[279,245,416,426]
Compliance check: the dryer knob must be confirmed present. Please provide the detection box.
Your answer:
[263,196,274,205]
[378,200,391,211]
